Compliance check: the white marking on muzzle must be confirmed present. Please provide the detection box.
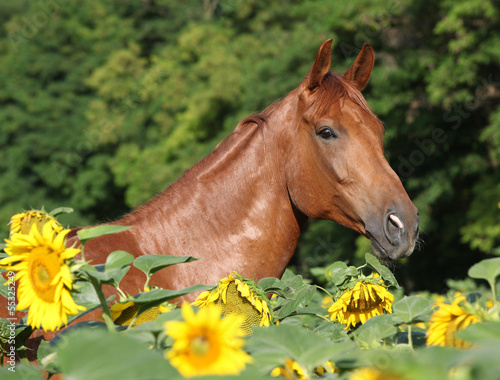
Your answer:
[389,214,404,229]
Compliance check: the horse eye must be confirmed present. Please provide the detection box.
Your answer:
[318,128,337,139]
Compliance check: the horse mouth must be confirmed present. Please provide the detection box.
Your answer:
[365,231,414,261]
[366,232,390,261]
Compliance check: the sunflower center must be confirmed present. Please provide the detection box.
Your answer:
[190,335,211,357]
[29,246,61,303]
[216,282,262,334]
[348,285,382,312]
[19,212,52,235]
[37,264,50,284]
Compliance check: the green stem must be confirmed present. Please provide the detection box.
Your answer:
[116,286,128,301]
[407,324,413,349]
[489,280,498,304]
[89,277,115,333]
[126,314,139,331]
[80,246,85,263]
[143,274,152,290]
[316,285,334,299]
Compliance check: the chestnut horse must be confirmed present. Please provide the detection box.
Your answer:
[69,39,419,300]
[2,41,419,346]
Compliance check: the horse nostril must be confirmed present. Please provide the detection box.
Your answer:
[385,213,404,245]
[389,214,404,229]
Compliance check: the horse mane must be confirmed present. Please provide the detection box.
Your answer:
[116,111,272,226]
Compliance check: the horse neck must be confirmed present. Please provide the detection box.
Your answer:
[117,104,307,278]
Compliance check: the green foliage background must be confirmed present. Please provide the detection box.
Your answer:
[0,0,499,292]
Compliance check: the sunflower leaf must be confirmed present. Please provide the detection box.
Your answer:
[247,324,359,373]
[329,261,349,286]
[54,328,180,380]
[49,207,74,217]
[392,296,432,324]
[277,285,316,318]
[133,255,199,278]
[458,321,500,343]
[80,251,133,286]
[37,340,59,374]
[468,258,500,289]
[0,362,44,379]
[365,252,400,288]
[258,277,289,298]
[354,314,397,346]
[132,285,211,317]
[105,250,134,270]
[77,225,132,245]
[67,280,113,325]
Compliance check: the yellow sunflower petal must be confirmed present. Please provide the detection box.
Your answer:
[2,220,84,331]
[165,303,252,377]
[426,295,481,347]
[329,281,393,330]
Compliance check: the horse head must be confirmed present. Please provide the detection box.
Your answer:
[283,39,419,260]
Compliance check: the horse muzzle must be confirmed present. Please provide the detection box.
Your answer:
[365,208,419,261]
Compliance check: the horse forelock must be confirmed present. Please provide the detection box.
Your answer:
[308,72,381,125]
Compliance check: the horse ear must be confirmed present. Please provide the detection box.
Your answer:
[343,43,375,91]
[306,39,333,91]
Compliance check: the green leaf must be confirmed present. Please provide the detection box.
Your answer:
[71,280,100,306]
[265,273,318,318]
[49,207,74,217]
[55,328,180,380]
[392,296,432,324]
[346,266,358,276]
[246,324,359,374]
[313,321,349,341]
[132,284,211,316]
[258,277,290,298]
[0,363,44,379]
[37,339,59,374]
[133,255,198,278]
[105,250,134,270]
[329,261,348,285]
[66,280,114,326]
[258,277,281,291]
[468,258,500,287]
[81,251,133,286]
[277,285,316,318]
[77,225,132,245]
[354,314,397,346]
[458,321,500,344]
[365,252,400,288]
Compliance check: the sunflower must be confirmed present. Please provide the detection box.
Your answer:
[193,272,272,334]
[109,301,174,326]
[8,210,62,236]
[348,367,404,380]
[271,359,336,379]
[0,223,85,331]
[270,359,307,380]
[328,280,394,330]
[426,294,481,348]
[164,303,253,377]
